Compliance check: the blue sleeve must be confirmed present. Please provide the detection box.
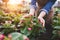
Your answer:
[40,0,57,14]
[30,0,37,9]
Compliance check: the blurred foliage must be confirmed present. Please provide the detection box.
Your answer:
[52,7,60,40]
[10,32,24,40]
[0,10,46,40]
[0,6,60,40]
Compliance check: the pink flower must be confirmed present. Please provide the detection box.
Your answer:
[8,34,12,39]
[23,35,29,40]
[25,38,29,40]
[28,28,32,31]
[8,34,12,40]
[0,34,5,40]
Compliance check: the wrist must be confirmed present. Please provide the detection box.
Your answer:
[38,16,43,19]
[29,8,35,16]
[39,11,46,18]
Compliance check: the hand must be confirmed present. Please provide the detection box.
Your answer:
[23,7,35,18]
[38,16,45,27]
[38,11,46,27]
[23,14,33,18]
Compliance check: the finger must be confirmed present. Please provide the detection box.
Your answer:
[38,19,43,26]
[38,17,42,22]
[42,22,44,27]
[42,20,45,27]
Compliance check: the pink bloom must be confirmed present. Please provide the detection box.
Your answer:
[8,34,12,38]
[25,38,29,40]
[28,28,32,31]
[0,34,5,39]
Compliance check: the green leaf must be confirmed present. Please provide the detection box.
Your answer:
[1,28,14,35]
[11,32,24,40]
[20,27,32,36]
[54,26,60,30]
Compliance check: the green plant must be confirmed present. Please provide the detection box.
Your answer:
[52,8,60,40]
[19,16,46,40]
[0,10,46,40]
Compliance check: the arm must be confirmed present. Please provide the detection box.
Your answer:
[29,0,36,16]
[30,0,36,9]
[38,0,57,27]
[23,0,36,18]
[39,0,57,17]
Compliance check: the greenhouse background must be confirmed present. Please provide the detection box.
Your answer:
[0,0,60,40]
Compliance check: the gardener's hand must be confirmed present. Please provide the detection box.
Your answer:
[20,14,33,24]
[38,17,45,27]
[23,7,35,18]
[38,11,46,27]
[23,14,33,18]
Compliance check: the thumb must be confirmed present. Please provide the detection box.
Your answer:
[42,20,45,27]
